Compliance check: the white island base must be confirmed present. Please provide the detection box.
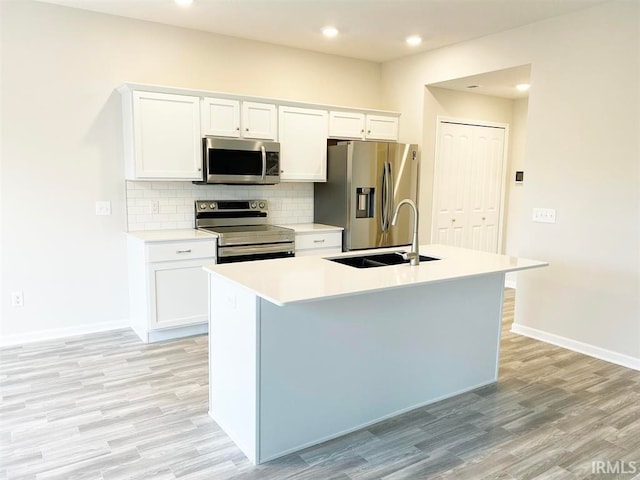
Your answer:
[208,270,507,464]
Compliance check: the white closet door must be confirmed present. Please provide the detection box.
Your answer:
[432,121,506,253]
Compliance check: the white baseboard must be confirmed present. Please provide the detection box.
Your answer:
[504,279,517,289]
[511,323,640,371]
[0,319,131,347]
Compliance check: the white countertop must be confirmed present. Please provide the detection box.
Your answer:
[125,224,341,242]
[127,229,217,242]
[203,244,547,306]
[277,223,343,233]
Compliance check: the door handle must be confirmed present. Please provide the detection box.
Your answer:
[386,162,393,231]
[380,164,387,231]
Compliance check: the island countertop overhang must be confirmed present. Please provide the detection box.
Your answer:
[203,244,547,306]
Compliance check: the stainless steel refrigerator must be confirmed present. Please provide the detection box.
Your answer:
[314,141,419,251]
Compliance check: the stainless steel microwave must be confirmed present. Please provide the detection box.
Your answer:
[196,137,280,185]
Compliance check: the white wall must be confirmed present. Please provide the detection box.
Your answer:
[504,98,529,287]
[0,1,383,343]
[382,1,640,364]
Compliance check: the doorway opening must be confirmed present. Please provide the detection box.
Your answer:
[422,64,531,284]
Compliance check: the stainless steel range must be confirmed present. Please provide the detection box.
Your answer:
[195,200,295,264]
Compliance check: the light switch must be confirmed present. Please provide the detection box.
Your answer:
[95,201,111,216]
[532,208,556,223]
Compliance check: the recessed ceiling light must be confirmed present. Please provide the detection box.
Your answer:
[516,83,531,91]
[175,0,193,7]
[406,35,422,46]
[322,26,339,38]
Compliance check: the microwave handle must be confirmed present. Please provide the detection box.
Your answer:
[260,145,267,179]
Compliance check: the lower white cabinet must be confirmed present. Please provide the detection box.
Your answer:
[128,235,216,343]
[294,229,342,256]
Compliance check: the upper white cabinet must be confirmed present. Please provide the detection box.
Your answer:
[328,111,365,139]
[329,111,399,141]
[201,98,277,140]
[278,106,329,182]
[201,97,241,137]
[122,90,202,181]
[242,101,277,140]
[365,114,399,141]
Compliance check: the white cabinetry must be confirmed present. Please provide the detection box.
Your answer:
[201,98,277,140]
[242,101,277,140]
[128,235,216,343]
[201,97,241,137]
[329,111,399,141]
[278,106,329,182]
[278,224,342,256]
[121,89,202,180]
[365,115,399,141]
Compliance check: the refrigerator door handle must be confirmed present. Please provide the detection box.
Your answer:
[380,163,387,231]
[386,161,394,231]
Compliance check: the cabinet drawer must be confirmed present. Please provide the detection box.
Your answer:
[295,231,342,251]
[147,240,216,263]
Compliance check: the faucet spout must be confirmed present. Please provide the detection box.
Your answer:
[391,199,419,266]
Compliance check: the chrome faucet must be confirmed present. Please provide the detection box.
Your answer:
[391,199,420,266]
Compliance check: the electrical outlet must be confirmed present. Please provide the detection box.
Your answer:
[95,201,111,216]
[532,208,557,223]
[11,291,24,307]
[150,200,159,214]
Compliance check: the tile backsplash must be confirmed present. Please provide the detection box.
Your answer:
[126,181,314,231]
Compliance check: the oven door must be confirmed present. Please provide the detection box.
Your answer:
[204,138,280,185]
[217,242,295,264]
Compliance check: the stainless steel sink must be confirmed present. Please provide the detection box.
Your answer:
[327,252,439,269]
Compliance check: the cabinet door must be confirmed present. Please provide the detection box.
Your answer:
[132,91,202,180]
[365,114,399,141]
[201,97,241,137]
[149,258,213,330]
[242,101,277,140]
[328,111,365,139]
[294,230,342,256]
[279,106,329,182]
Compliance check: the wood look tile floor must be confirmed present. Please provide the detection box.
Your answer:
[2,289,639,479]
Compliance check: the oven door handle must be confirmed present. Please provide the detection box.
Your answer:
[218,242,295,258]
[261,145,267,180]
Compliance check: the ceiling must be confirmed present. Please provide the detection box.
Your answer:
[428,64,532,99]
[38,0,605,62]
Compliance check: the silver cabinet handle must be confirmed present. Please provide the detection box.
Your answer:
[313,239,325,243]
[236,127,240,131]
[176,249,192,254]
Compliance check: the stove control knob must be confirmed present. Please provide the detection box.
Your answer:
[250,202,257,209]
[258,202,266,209]
[199,203,207,210]
[209,203,216,209]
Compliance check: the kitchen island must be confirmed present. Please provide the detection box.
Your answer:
[204,244,546,464]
